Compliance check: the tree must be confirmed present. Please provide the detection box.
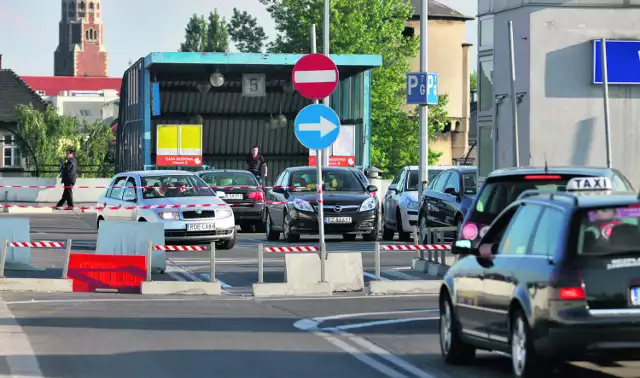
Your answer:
[470,71,477,92]
[179,14,208,52]
[227,8,268,53]
[205,10,229,52]
[257,0,448,172]
[15,105,114,178]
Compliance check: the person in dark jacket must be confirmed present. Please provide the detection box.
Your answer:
[57,148,77,208]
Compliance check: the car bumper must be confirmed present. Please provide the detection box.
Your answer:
[289,209,377,234]
[232,205,264,223]
[162,216,236,242]
[407,210,418,226]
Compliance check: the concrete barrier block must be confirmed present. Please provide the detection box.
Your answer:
[326,252,364,292]
[369,279,441,295]
[427,263,449,277]
[96,221,166,272]
[253,282,332,298]
[0,278,73,293]
[8,206,52,214]
[0,218,31,268]
[412,258,431,272]
[141,281,221,296]
[284,253,321,285]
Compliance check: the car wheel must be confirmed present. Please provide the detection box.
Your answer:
[440,294,476,364]
[396,210,411,241]
[217,230,237,250]
[282,213,300,243]
[342,233,357,241]
[511,309,546,378]
[265,211,280,241]
[362,228,378,242]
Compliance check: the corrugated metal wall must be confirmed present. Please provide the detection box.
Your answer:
[117,58,144,172]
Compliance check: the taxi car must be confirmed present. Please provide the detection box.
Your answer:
[440,176,640,378]
[97,170,236,249]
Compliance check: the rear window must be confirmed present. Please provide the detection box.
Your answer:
[578,205,640,256]
[200,172,258,186]
[463,174,477,194]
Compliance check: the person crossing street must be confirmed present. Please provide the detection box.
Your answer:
[246,145,268,186]
[56,148,77,209]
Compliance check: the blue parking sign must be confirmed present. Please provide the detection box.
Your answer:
[426,73,438,105]
[406,72,439,105]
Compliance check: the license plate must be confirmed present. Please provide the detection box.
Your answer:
[325,217,352,224]
[631,287,640,306]
[187,223,215,231]
[225,194,243,200]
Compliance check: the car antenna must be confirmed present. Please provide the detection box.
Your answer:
[544,153,548,174]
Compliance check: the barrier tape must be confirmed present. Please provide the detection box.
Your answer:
[9,241,65,248]
[0,185,305,190]
[153,245,207,251]
[381,244,451,251]
[0,201,293,211]
[264,246,319,253]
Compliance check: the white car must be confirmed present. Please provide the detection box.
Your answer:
[382,165,456,241]
[96,170,237,249]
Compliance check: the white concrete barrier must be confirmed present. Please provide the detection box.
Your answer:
[282,252,364,292]
[0,218,31,270]
[0,178,110,203]
[96,221,166,273]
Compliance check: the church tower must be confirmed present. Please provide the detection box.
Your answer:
[54,0,108,77]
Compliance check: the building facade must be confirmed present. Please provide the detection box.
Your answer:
[54,0,108,77]
[477,0,640,186]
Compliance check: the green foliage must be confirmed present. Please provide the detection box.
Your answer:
[256,0,449,172]
[470,71,477,91]
[15,105,114,178]
[227,8,267,53]
[179,10,229,53]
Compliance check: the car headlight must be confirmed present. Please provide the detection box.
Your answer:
[293,199,314,212]
[407,199,419,210]
[158,212,179,220]
[216,208,233,218]
[359,196,377,212]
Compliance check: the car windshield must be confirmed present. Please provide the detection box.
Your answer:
[141,175,214,199]
[290,170,365,192]
[578,205,640,256]
[199,172,258,187]
[407,170,450,191]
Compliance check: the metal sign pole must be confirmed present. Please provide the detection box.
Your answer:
[508,21,520,167]
[418,0,429,197]
[317,149,327,283]
[321,0,331,167]
[601,38,612,168]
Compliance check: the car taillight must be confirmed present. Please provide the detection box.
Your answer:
[559,287,586,300]
[461,222,478,240]
[524,175,562,180]
[248,191,265,201]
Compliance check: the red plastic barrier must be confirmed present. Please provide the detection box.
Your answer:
[67,254,147,293]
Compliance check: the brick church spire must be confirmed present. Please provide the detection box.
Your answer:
[54,0,108,77]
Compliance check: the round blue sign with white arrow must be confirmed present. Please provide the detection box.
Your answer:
[294,104,341,150]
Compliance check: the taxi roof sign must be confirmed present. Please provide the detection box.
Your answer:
[566,177,612,191]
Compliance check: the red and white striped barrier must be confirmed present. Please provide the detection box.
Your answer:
[153,245,208,251]
[264,246,319,253]
[0,201,293,211]
[0,184,304,190]
[8,241,65,248]
[381,244,451,251]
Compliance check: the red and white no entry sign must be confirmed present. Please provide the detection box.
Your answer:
[291,54,339,100]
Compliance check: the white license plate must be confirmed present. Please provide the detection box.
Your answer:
[631,287,640,306]
[225,194,243,199]
[325,217,352,224]
[187,223,215,231]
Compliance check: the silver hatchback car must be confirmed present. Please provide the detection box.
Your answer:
[96,170,236,249]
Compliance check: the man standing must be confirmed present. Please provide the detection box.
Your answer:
[57,148,77,208]
[246,145,267,185]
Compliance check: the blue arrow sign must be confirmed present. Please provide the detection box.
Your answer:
[406,72,439,105]
[593,40,640,85]
[294,104,341,150]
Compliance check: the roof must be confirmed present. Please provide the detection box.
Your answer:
[287,166,361,172]
[196,169,254,175]
[406,165,477,172]
[409,0,474,21]
[522,191,640,209]
[488,166,623,179]
[120,170,197,177]
[0,69,48,121]
[19,76,122,97]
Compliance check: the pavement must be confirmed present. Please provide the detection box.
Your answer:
[0,213,636,377]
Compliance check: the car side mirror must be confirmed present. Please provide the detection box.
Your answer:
[443,187,458,196]
[367,185,378,193]
[272,187,285,194]
[451,239,478,255]
[387,184,397,192]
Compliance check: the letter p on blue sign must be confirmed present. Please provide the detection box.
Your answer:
[406,72,439,105]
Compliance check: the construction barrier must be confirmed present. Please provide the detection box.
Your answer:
[0,218,32,269]
[96,221,166,273]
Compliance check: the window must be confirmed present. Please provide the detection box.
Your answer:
[479,57,494,112]
[578,206,640,256]
[444,173,460,194]
[123,178,137,201]
[498,204,543,255]
[406,170,419,191]
[109,177,127,200]
[200,172,258,187]
[36,90,46,96]
[463,174,477,194]
[433,172,450,192]
[479,16,494,50]
[89,2,94,9]
[289,170,364,192]
[141,175,214,199]
[2,136,20,167]
[86,30,90,40]
[531,208,564,256]
[94,29,98,40]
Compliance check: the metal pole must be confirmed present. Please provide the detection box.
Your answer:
[601,38,612,168]
[418,0,429,198]
[321,0,331,167]
[146,240,152,282]
[508,21,519,167]
[374,242,381,280]
[209,242,216,283]
[258,243,264,283]
[0,239,7,278]
[61,238,72,279]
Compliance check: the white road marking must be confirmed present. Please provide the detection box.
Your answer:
[166,259,233,294]
[363,272,391,281]
[323,317,438,332]
[200,273,233,288]
[308,309,438,324]
[0,296,44,378]
[293,70,337,83]
[381,270,422,281]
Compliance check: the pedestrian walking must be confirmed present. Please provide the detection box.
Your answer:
[246,145,268,185]
[56,148,77,208]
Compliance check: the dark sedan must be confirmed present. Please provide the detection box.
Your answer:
[197,169,266,233]
[264,166,379,242]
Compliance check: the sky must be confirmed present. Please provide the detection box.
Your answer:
[0,0,477,77]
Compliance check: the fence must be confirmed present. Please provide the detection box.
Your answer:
[0,239,71,279]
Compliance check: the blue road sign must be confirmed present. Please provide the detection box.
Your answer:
[294,104,341,150]
[406,72,439,105]
[593,40,640,84]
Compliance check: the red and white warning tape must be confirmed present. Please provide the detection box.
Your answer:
[264,246,319,253]
[8,241,65,248]
[153,245,207,251]
[381,244,451,251]
[0,201,292,211]
[0,185,304,190]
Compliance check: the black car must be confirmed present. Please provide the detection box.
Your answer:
[264,166,379,242]
[196,169,266,233]
[440,176,640,378]
[418,166,478,233]
[458,166,634,246]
